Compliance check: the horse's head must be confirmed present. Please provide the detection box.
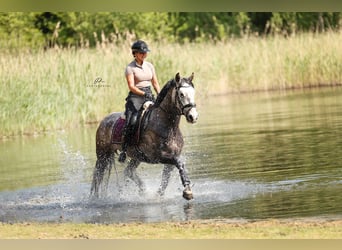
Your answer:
[174,72,199,124]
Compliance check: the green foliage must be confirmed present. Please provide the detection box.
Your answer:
[0,12,341,50]
[0,12,44,50]
[268,12,342,35]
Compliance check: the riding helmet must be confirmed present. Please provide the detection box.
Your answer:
[131,40,150,53]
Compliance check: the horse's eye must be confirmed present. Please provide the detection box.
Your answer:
[180,93,185,98]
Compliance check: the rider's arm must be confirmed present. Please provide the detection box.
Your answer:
[126,73,145,96]
[151,73,160,95]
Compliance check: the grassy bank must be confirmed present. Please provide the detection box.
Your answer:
[0,219,341,239]
[1,31,341,137]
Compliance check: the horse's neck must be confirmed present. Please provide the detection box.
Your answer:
[155,87,181,127]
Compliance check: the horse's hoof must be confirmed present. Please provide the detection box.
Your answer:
[118,152,126,163]
[183,186,193,200]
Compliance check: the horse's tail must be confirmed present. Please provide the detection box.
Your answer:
[90,159,102,197]
[90,152,114,198]
[90,112,121,198]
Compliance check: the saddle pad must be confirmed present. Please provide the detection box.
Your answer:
[112,117,125,144]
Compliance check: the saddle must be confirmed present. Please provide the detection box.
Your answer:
[111,101,153,144]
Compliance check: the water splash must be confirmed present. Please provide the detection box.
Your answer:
[58,138,89,184]
[0,170,281,223]
[1,138,333,223]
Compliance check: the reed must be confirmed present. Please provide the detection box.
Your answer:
[1,31,341,137]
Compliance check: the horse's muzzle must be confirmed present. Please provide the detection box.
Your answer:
[186,107,199,124]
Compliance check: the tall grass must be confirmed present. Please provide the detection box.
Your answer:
[1,31,341,137]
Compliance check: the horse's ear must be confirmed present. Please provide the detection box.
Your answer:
[175,72,181,84]
[188,72,194,87]
[189,72,194,82]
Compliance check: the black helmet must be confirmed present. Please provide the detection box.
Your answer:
[131,40,150,53]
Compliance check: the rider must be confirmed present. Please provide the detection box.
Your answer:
[118,40,161,163]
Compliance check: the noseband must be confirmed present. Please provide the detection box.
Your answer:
[175,84,196,116]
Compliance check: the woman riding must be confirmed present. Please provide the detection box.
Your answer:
[118,40,161,163]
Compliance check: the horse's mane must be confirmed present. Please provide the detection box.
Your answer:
[154,78,176,107]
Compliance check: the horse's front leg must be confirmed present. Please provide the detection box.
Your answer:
[175,158,193,200]
[157,164,175,197]
[124,159,144,193]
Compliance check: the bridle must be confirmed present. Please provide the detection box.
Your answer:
[174,83,197,117]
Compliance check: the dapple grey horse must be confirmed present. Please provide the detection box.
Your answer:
[90,73,198,200]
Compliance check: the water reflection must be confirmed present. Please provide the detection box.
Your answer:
[0,87,342,223]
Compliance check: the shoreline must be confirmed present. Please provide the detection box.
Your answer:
[1,218,341,239]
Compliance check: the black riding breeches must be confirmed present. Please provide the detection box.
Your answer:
[124,86,154,116]
[122,87,154,146]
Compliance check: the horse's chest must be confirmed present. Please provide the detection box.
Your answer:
[160,132,183,155]
[163,137,181,149]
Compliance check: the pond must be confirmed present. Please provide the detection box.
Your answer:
[1,87,342,223]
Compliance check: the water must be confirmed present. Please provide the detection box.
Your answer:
[1,87,342,223]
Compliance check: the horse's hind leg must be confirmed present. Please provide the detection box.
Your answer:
[123,159,144,193]
[157,164,175,196]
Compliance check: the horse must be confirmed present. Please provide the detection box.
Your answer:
[90,72,199,200]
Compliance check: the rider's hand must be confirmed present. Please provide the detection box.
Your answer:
[144,92,153,101]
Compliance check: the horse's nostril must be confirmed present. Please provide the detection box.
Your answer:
[187,114,198,123]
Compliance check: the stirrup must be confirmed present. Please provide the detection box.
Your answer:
[118,151,127,163]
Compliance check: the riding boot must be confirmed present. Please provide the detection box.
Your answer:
[118,125,130,163]
[118,112,137,163]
